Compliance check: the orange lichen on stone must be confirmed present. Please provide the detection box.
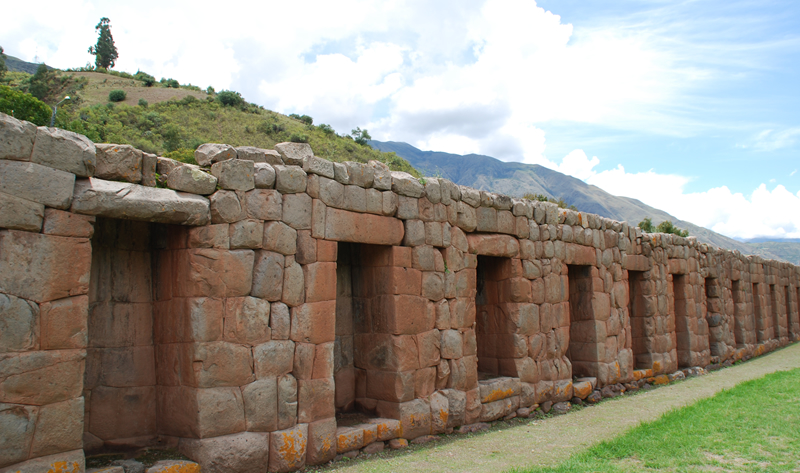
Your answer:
[573,381,593,399]
[482,388,515,403]
[336,427,364,453]
[651,375,670,385]
[47,461,82,473]
[279,430,305,466]
[633,369,653,381]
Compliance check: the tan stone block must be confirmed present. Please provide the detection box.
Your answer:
[376,398,431,440]
[223,297,271,346]
[303,262,336,302]
[182,341,254,388]
[0,349,84,405]
[229,219,263,249]
[293,343,314,380]
[0,402,37,468]
[253,340,295,378]
[282,260,305,307]
[174,249,254,298]
[0,294,38,353]
[0,231,91,303]
[195,387,246,438]
[312,343,334,379]
[268,423,308,472]
[371,294,433,335]
[282,193,312,230]
[295,230,317,264]
[324,207,404,245]
[178,431,270,473]
[153,298,223,344]
[29,398,83,458]
[41,209,94,238]
[251,250,284,301]
[0,449,84,473]
[466,234,520,257]
[270,303,291,340]
[0,191,44,232]
[95,144,142,183]
[415,329,441,368]
[354,333,419,371]
[290,301,336,344]
[277,374,298,430]
[210,190,246,223]
[307,418,337,465]
[414,367,436,398]
[94,346,156,387]
[421,272,445,301]
[187,224,230,249]
[336,426,364,453]
[262,221,297,255]
[298,378,335,423]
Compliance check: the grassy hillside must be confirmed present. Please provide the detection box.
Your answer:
[745,241,800,265]
[0,65,418,174]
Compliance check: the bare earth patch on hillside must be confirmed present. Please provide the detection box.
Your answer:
[316,343,800,473]
[70,71,207,107]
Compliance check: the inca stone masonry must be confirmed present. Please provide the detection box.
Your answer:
[1,111,798,473]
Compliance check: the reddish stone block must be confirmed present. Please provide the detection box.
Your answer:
[88,385,156,440]
[174,249,254,298]
[153,298,223,344]
[415,329,441,368]
[371,294,433,335]
[298,378,335,423]
[241,378,278,432]
[295,230,317,264]
[367,418,402,441]
[312,342,334,379]
[336,426,364,453]
[414,367,436,398]
[303,262,337,302]
[29,397,84,459]
[281,261,305,307]
[187,224,230,249]
[355,333,419,371]
[293,342,315,380]
[316,239,337,262]
[253,340,295,378]
[290,301,336,344]
[335,367,356,409]
[39,295,88,350]
[268,423,308,472]
[466,234,520,257]
[0,231,91,303]
[223,296,271,346]
[371,266,421,296]
[390,246,413,268]
[307,418,337,465]
[182,341,255,388]
[42,208,95,238]
[367,370,414,402]
[376,398,431,440]
[324,207,404,245]
[421,272,445,301]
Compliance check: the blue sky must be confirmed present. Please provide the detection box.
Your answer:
[3,0,800,239]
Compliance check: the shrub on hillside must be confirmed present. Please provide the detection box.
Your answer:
[138,98,148,107]
[289,113,313,125]
[0,85,51,126]
[290,132,309,143]
[318,123,335,135]
[216,90,244,107]
[108,89,126,102]
[161,78,180,88]
[134,70,156,87]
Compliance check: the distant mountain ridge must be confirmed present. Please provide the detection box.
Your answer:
[371,140,796,263]
[4,54,51,74]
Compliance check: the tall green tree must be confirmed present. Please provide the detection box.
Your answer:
[0,46,7,79]
[88,18,119,69]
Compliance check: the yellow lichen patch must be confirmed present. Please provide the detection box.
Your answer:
[362,427,377,445]
[633,369,653,381]
[652,375,670,385]
[573,381,593,399]
[652,360,662,373]
[337,429,363,453]
[47,461,82,473]
[438,408,449,425]
[483,388,514,403]
[278,431,305,467]
[374,421,400,440]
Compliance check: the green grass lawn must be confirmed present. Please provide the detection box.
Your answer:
[513,368,800,473]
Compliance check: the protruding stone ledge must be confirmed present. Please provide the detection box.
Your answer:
[71,178,211,226]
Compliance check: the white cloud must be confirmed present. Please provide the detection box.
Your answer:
[754,128,800,152]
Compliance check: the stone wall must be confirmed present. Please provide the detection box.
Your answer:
[1,111,799,473]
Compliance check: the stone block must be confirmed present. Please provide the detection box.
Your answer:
[355,333,420,371]
[187,224,229,249]
[298,378,335,422]
[270,303,291,340]
[0,449,84,473]
[29,397,83,459]
[333,162,349,184]
[179,431,270,473]
[269,423,308,472]
[254,163,276,188]
[254,340,295,378]
[0,294,38,353]
[0,191,44,232]
[241,379,278,432]
[307,418,337,465]
[245,189,282,221]
[195,143,236,166]
[95,144,143,183]
[466,234,520,257]
[345,162,374,188]
[371,294,433,335]
[42,208,94,238]
[366,370,415,402]
[403,220,425,246]
[391,171,424,197]
[336,426,364,453]
[263,221,297,255]
[0,160,75,210]
[369,161,392,190]
[181,341,254,388]
[324,207,404,245]
[0,402,37,468]
[303,262,336,303]
[38,296,87,351]
[274,165,307,194]
[275,142,313,165]
[0,231,91,303]
[290,301,336,344]
[283,193,312,229]
[141,152,157,187]
[414,367,436,398]
[252,250,285,301]
[237,146,281,164]
[88,385,155,440]
[223,296,270,345]
[376,398,431,440]
[211,159,255,191]
[210,190,246,223]
[0,113,36,161]
[31,126,95,177]
[174,249,254,298]
[229,219,263,249]
[367,418,402,441]
[303,155,335,179]
[71,178,210,225]
[282,261,305,307]
[166,164,218,195]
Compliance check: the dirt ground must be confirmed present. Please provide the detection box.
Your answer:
[325,343,800,473]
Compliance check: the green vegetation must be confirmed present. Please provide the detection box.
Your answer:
[638,217,689,237]
[515,368,800,473]
[523,193,578,211]
[108,89,126,102]
[0,85,51,125]
[0,46,7,79]
[351,126,372,146]
[88,18,119,69]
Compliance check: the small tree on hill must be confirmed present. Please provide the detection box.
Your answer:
[351,127,371,146]
[0,46,7,79]
[88,18,119,69]
[638,216,689,237]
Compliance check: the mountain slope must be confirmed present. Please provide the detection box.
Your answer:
[4,54,51,74]
[370,140,781,258]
